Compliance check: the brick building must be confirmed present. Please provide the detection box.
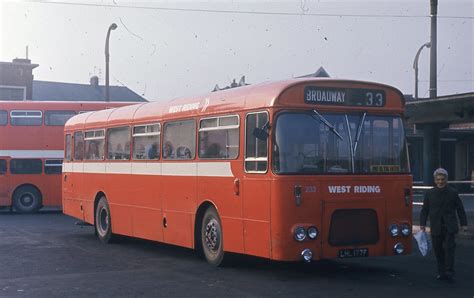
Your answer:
[0,58,146,102]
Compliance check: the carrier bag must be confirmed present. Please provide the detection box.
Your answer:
[413,230,431,257]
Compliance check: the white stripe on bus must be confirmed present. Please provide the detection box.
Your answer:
[0,150,64,159]
[63,162,234,177]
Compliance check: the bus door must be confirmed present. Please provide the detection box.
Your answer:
[0,157,10,206]
[68,131,85,220]
[241,111,272,258]
[197,114,243,254]
[161,119,197,248]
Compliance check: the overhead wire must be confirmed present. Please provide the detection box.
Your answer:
[24,1,474,20]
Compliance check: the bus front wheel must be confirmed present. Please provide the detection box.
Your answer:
[13,185,42,213]
[201,207,225,266]
[95,197,115,243]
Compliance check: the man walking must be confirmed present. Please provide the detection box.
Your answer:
[420,168,468,281]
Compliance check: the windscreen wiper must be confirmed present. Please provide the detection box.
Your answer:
[353,112,366,154]
[312,109,344,141]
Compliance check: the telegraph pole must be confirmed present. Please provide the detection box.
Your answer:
[429,0,437,98]
[423,0,440,185]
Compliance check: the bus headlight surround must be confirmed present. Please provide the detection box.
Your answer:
[307,226,318,239]
[389,223,400,237]
[393,242,404,255]
[294,227,307,242]
[401,223,411,236]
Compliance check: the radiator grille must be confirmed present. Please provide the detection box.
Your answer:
[328,209,379,246]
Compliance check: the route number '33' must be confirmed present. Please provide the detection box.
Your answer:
[366,92,384,106]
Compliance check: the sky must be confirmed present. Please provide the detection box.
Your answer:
[1,0,472,102]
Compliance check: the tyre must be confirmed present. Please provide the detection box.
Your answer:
[201,207,225,266]
[95,196,115,243]
[13,185,42,213]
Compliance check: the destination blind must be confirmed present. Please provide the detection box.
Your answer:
[304,86,386,107]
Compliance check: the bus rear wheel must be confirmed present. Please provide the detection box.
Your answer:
[13,185,42,213]
[95,197,115,243]
[201,207,225,266]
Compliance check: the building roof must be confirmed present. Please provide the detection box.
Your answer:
[32,80,147,102]
[405,92,474,125]
[0,58,39,69]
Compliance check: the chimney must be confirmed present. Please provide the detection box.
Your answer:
[90,75,99,87]
[12,58,32,64]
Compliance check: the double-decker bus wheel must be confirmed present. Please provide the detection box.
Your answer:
[13,185,42,213]
[201,207,225,266]
[95,197,115,243]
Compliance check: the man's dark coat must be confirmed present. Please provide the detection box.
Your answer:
[420,186,468,235]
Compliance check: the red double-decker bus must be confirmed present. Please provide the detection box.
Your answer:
[0,101,140,213]
[63,78,412,265]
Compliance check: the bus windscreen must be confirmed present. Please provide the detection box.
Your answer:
[272,112,408,174]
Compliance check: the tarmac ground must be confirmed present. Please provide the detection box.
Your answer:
[0,197,473,297]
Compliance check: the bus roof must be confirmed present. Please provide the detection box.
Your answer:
[65,78,405,129]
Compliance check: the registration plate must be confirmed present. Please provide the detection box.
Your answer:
[338,248,369,258]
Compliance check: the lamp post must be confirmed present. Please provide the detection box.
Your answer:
[413,42,431,100]
[105,23,118,102]
[430,0,438,99]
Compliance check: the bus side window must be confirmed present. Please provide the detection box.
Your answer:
[132,123,160,160]
[84,130,105,160]
[10,110,42,126]
[0,110,7,125]
[74,132,84,161]
[45,159,63,174]
[245,112,268,173]
[162,120,196,160]
[107,126,131,160]
[10,159,42,174]
[198,115,239,159]
[0,159,6,174]
[65,134,72,161]
[45,110,76,126]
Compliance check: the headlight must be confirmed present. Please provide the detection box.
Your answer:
[393,242,404,255]
[307,226,318,239]
[294,227,306,242]
[401,224,411,236]
[389,224,400,237]
[301,249,313,263]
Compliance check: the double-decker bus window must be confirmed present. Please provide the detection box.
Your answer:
[245,112,268,172]
[65,134,72,161]
[199,115,239,159]
[0,110,7,125]
[84,130,105,160]
[10,159,42,174]
[162,120,196,160]
[107,126,131,160]
[10,110,42,126]
[132,124,160,160]
[0,159,6,174]
[74,131,84,161]
[45,110,76,126]
[45,159,63,174]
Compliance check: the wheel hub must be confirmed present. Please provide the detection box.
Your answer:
[99,208,109,234]
[20,193,34,207]
[205,219,219,251]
